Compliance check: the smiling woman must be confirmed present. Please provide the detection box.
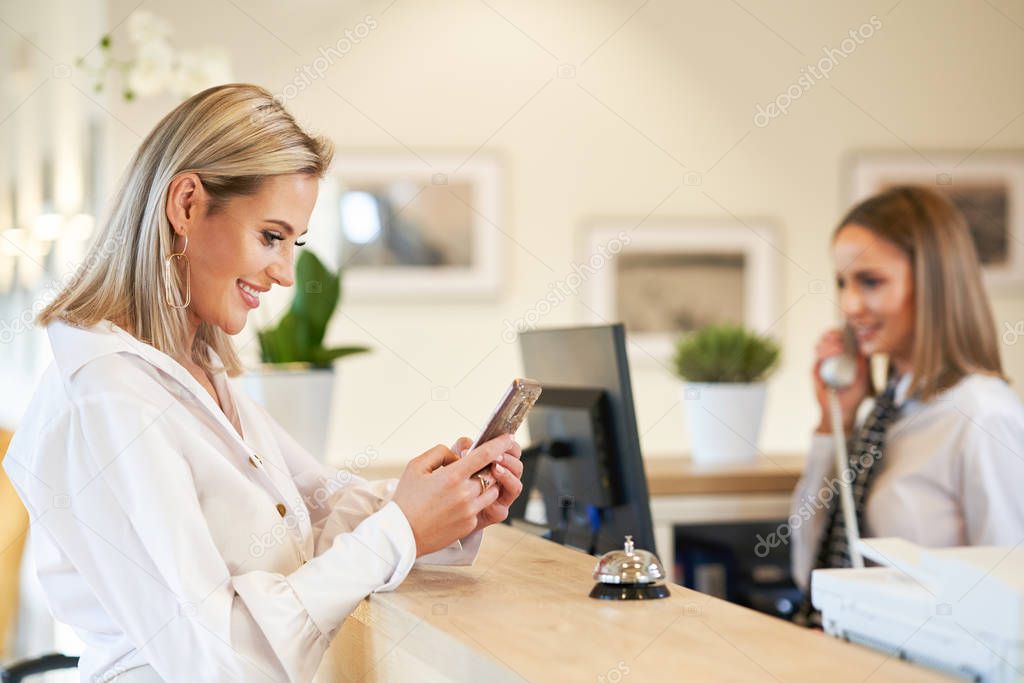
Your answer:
[4,84,524,682]
[832,186,1003,401]
[36,84,333,377]
[790,186,1024,626]
[162,172,316,336]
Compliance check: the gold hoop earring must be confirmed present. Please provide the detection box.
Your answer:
[165,233,191,309]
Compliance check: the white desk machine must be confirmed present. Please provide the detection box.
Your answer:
[812,538,1024,682]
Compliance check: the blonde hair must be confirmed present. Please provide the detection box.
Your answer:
[836,185,1005,401]
[37,83,335,376]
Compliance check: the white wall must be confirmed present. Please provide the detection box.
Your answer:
[94,0,1024,466]
[0,0,108,428]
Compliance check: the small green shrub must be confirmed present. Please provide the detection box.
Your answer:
[672,324,779,383]
[257,251,370,368]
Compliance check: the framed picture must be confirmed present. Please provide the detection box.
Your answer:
[847,151,1024,289]
[582,221,780,362]
[309,151,503,300]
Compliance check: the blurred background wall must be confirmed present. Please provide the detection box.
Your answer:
[2,0,1022,673]
[3,0,1023,469]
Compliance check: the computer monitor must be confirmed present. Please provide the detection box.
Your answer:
[516,323,656,557]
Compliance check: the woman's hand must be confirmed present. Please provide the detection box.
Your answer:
[451,435,523,533]
[391,437,510,557]
[813,328,870,436]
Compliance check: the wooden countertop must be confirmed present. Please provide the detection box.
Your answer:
[355,453,806,498]
[327,524,949,682]
[643,454,805,496]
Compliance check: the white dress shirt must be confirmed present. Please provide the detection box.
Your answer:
[790,372,1024,591]
[4,319,481,682]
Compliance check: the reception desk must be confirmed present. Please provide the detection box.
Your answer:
[359,454,806,573]
[321,524,950,682]
[643,454,804,570]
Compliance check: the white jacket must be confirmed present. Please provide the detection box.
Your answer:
[789,372,1024,591]
[4,319,480,682]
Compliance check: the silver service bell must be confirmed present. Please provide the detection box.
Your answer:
[590,535,671,600]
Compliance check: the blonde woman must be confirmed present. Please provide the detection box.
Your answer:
[791,186,1024,611]
[4,84,524,682]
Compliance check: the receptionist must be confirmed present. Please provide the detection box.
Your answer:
[791,185,1024,621]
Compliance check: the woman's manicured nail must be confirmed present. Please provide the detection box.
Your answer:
[495,464,506,475]
[496,454,504,464]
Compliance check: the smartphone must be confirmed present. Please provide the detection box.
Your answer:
[466,378,543,468]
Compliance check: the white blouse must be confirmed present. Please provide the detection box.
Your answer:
[4,320,481,682]
[790,372,1024,591]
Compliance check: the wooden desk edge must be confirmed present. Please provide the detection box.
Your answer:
[328,525,952,683]
[354,454,806,498]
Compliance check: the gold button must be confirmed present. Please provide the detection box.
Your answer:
[248,455,259,468]
[276,503,286,517]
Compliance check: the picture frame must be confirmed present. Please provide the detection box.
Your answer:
[310,151,503,300]
[846,150,1024,290]
[582,220,780,363]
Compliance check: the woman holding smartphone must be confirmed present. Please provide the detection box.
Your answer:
[790,185,1024,606]
[3,84,524,682]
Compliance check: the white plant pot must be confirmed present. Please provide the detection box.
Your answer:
[239,364,336,461]
[681,382,767,464]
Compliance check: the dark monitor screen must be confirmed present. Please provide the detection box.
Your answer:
[521,386,616,552]
[517,323,655,556]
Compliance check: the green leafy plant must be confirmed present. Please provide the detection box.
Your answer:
[672,324,780,383]
[257,251,370,368]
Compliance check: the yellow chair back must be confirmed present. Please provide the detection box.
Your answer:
[0,429,29,659]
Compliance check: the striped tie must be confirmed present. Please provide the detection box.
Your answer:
[795,376,902,626]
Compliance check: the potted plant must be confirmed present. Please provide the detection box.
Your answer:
[240,251,369,460]
[673,324,780,464]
